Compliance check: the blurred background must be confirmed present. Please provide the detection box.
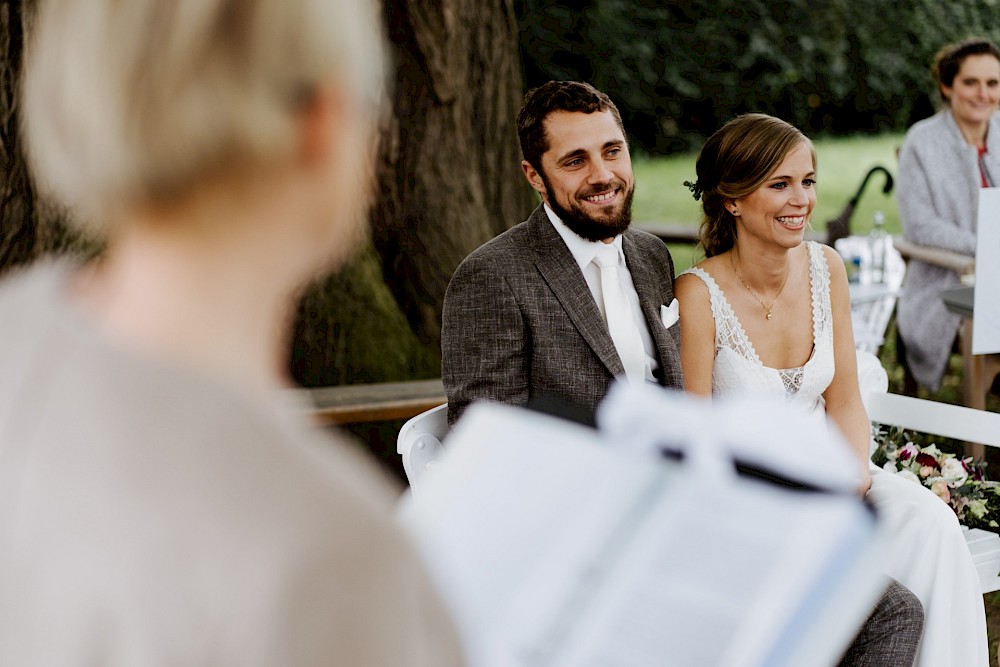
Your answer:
[516,0,993,152]
[0,0,996,467]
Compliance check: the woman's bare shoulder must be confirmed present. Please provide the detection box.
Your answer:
[814,242,849,283]
[677,254,729,304]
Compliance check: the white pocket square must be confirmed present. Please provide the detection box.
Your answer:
[660,298,679,328]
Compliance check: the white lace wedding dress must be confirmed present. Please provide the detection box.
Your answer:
[682,241,988,667]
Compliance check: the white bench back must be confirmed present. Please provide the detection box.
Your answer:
[867,392,1000,448]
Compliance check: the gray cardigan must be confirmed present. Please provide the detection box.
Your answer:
[896,109,1000,390]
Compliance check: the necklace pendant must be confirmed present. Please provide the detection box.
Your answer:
[766,311,773,320]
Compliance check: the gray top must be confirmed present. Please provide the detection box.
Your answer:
[896,109,1000,390]
[0,263,461,666]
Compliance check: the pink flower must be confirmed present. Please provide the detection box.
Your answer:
[919,465,936,478]
[898,443,918,461]
[930,480,951,503]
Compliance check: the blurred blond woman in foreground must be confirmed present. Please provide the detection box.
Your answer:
[0,0,461,664]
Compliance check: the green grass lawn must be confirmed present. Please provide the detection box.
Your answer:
[632,132,905,273]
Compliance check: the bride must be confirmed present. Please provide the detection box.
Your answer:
[675,113,988,667]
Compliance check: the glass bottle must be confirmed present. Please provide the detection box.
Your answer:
[869,211,887,284]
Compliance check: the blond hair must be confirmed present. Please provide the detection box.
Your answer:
[22,0,386,228]
[693,114,814,257]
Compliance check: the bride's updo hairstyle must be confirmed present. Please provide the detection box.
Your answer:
[693,113,814,257]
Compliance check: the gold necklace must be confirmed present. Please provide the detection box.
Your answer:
[730,251,790,320]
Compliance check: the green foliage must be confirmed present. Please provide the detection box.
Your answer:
[516,0,1000,152]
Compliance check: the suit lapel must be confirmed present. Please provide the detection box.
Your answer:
[623,232,684,388]
[529,209,625,377]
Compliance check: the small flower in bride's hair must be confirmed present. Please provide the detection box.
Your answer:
[683,180,702,201]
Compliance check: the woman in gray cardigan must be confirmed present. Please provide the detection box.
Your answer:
[897,38,1000,391]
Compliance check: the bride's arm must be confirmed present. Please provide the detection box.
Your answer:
[820,245,873,494]
[675,272,715,397]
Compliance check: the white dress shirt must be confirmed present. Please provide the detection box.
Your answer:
[545,204,659,383]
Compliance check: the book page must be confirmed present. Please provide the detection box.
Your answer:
[399,403,677,666]
[974,187,1000,353]
[547,475,882,667]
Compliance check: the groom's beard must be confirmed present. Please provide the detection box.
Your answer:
[542,175,635,242]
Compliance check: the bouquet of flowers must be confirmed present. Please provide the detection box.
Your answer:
[872,424,1000,532]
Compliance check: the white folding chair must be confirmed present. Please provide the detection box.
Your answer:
[397,403,448,488]
[836,238,905,355]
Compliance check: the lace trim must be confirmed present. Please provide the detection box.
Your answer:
[681,242,832,400]
[683,266,763,365]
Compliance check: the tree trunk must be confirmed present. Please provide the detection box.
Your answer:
[0,0,96,274]
[0,0,35,273]
[291,0,534,386]
[0,0,533,387]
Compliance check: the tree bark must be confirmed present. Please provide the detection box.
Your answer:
[0,0,35,273]
[375,0,533,343]
[291,0,534,386]
[0,0,532,387]
[0,0,93,274]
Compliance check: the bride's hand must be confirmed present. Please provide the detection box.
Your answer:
[858,468,872,496]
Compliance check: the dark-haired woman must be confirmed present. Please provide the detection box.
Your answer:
[677,113,988,667]
[897,38,1000,391]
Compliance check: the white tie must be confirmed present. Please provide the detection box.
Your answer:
[593,244,646,383]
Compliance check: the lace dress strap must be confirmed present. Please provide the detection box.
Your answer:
[806,241,834,351]
[680,267,762,364]
[771,242,832,397]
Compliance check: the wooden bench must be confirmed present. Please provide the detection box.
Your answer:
[307,379,445,425]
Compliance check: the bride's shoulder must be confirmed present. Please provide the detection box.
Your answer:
[808,242,848,281]
[676,255,726,302]
[679,254,725,282]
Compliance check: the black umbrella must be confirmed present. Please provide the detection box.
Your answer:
[824,166,894,246]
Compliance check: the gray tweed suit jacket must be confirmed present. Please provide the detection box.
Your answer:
[442,205,684,425]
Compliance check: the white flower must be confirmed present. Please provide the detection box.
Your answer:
[896,469,921,484]
[969,498,989,520]
[941,458,969,488]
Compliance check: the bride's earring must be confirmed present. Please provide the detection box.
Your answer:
[732,208,740,216]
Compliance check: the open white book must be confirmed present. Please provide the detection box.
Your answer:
[400,384,889,667]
